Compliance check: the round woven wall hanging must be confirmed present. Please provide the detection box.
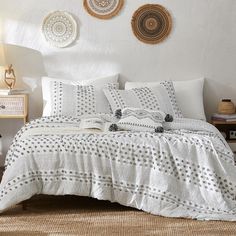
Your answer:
[42,11,77,48]
[131,4,172,44]
[84,0,124,19]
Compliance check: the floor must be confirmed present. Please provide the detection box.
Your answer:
[0,196,236,236]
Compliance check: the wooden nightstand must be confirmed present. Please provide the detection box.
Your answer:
[0,94,28,124]
[211,119,236,143]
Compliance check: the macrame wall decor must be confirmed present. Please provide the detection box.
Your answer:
[83,0,124,20]
[41,3,172,47]
[131,4,172,44]
[42,11,78,48]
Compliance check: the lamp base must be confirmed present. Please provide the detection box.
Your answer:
[4,64,16,90]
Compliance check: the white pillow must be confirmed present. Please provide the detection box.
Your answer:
[104,81,183,118]
[125,78,206,120]
[79,75,119,86]
[42,74,119,116]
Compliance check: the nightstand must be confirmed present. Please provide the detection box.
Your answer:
[0,94,28,124]
[211,119,236,143]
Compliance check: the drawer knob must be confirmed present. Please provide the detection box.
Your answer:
[0,105,6,109]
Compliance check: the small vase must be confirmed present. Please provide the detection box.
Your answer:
[218,99,235,114]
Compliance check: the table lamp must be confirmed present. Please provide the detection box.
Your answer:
[0,43,16,90]
[0,43,6,67]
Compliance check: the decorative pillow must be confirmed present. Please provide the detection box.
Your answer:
[104,81,183,118]
[42,74,119,116]
[116,107,169,132]
[125,78,206,120]
[51,82,118,117]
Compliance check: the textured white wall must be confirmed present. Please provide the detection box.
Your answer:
[0,0,236,165]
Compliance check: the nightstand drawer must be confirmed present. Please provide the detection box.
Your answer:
[0,95,27,116]
[212,118,236,143]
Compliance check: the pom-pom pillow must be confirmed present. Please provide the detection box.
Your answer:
[116,107,173,132]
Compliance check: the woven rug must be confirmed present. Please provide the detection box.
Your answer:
[0,196,235,236]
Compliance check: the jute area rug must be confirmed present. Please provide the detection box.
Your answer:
[0,196,235,236]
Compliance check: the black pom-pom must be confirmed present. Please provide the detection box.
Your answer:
[165,114,173,122]
[115,109,122,119]
[109,124,118,132]
[155,126,164,133]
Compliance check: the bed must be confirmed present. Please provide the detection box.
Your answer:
[0,76,236,221]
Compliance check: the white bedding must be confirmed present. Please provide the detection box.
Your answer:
[0,115,236,221]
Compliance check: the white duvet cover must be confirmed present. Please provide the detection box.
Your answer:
[0,115,236,221]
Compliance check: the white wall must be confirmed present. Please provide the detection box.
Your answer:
[0,0,236,165]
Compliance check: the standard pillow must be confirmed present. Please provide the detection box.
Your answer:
[173,79,205,120]
[42,74,119,116]
[104,81,183,118]
[125,78,206,120]
[79,75,119,86]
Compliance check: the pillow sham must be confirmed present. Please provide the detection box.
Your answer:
[50,82,118,117]
[125,78,206,120]
[104,81,183,118]
[42,74,119,116]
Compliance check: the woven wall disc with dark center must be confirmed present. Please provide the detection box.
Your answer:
[131,4,172,44]
[84,0,124,20]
